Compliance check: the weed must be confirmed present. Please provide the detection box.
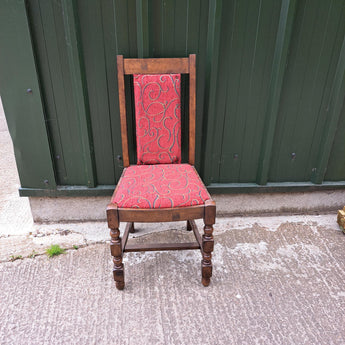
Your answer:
[29,250,38,258]
[46,244,65,258]
[10,255,23,262]
[73,245,79,250]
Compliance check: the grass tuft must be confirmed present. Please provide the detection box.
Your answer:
[46,244,65,258]
[29,250,38,258]
[10,255,23,262]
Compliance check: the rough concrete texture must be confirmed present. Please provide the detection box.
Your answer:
[30,189,345,222]
[29,196,109,222]
[0,98,33,235]
[2,99,345,344]
[1,220,345,345]
[213,191,345,216]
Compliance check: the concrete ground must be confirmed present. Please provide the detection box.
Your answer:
[1,99,345,344]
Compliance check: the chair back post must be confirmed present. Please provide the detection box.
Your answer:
[116,55,130,167]
[188,54,196,165]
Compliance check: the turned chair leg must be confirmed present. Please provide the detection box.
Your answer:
[202,200,216,287]
[201,224,214,286]
[107,204,125,290]
[110,228,125,290]
[186,220,192,231]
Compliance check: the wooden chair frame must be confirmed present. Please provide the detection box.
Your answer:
[107,54,216,290]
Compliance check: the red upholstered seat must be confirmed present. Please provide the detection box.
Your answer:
[133,74,181,165]
[112,164,210,209]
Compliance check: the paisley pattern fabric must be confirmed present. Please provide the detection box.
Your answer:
[112,164,210,209]
[133,74,181,165]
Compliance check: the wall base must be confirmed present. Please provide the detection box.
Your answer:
[29,190,345,223]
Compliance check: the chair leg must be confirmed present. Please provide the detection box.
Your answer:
[110,228,125,290]
[201,223,214,286]
[129,222,135,233]
[186,220,192,231]
[202,200,216,286]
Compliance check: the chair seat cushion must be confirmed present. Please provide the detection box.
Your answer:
[112,164,210,209]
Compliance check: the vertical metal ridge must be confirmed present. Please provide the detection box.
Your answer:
[0,0,56,189]
[268,0,307,181]
[37,0,67,182]
[185,0,190,55]
[210,0,236,183]
[160,0,164,54]
[104,0,125,181]
[99,1,116,181]
[238,0,263,179]
[136,0,149,58]
[311,33,345,184]
[61,0,97,187]
[256,0,297,185]
[202,0,223,184]
[112,0,119,52]
[303,0,336,180]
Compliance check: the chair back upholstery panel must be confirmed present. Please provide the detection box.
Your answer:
[133,74,181,165]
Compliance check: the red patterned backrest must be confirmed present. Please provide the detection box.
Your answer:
[133,74,181,165]
[117,55,196,168]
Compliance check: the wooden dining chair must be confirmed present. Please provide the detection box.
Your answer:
[107,54,216,290]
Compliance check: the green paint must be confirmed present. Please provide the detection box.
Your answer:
[19,185,116,197]
[311,34,345,183]
[269,0,345,183]
[61,0,97,187]
[136,0,149,58]
[325,104,345,181]
[77,0,117,184]
[2,0,345,195]
[207,181,345,194]
[202,0,223,184]
[256,0,297,185]
[0,0,56,189]
[19,180,345,198]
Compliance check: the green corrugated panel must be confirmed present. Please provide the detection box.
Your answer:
[0,0,56,189]
[77,1,115,185]
[149,0,210,171]
[210,0,282,183]
[326,104,345,181]
[269,0,345,182]
[2,0,345,196]
[27,0,93,185]
[77,0,135,184]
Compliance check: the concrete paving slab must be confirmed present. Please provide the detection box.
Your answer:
[0,97,34,239]
[0,214,341,262]
[1,220,345,345]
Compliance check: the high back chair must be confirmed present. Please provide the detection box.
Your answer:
[107,55,216,290]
